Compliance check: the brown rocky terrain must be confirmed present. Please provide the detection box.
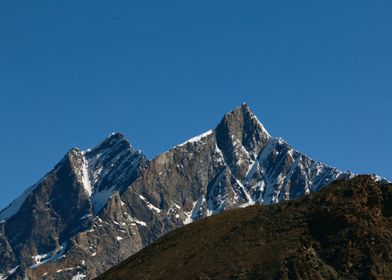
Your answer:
[97,175,392,280]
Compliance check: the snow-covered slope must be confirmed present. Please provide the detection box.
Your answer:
[0,103,386,280]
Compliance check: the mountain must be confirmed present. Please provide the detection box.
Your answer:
[97,175,392,280]
[0,104,358,279]
[0,133,147,280]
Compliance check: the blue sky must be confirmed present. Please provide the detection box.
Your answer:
[0,1,391,209]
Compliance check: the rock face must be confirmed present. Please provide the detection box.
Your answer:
[97,175,392,280]
[0,104,359,279]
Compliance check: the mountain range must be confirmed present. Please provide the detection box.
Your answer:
[0,103,379,280]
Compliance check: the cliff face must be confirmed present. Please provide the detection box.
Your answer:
[98,175,392,280]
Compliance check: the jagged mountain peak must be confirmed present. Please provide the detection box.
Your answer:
[0,133,146,221]
[106,132,128,145]
[78,133,148,213]
[86,132,133,155]
[223,103,270,134]
[212,104,272,181]
[108,131,126,139]
[232,102,253,115]
[64,132,130,159]
[216,104,271,155]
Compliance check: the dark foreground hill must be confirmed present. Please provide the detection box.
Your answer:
[97,175,392,280]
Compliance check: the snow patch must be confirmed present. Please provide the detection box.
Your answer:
[132,218,147,227]
[371,174,390,184]
[31,242,67,268]
[80,213,92,220]
[125,213,147,226]
[184,197,205,224]
[138,195,161,213]
[0,266,19,280]
[92,186,116,214]
[8,266,18,275]
[72,272,87,280]
[81,157,93,196]
[235,178,254,207]
[56,267,75,273]
[177,130,213,147]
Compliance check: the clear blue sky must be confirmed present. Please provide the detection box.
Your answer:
[0,1,391,209]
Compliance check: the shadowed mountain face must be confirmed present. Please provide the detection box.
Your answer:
[0,104,365,279]
[97,175,392,280]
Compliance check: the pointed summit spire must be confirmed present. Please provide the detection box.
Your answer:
[240,101,251,111]
[215,104,272,179]
[86,132,133,157]
[231,102,252,115]
[108,131,126,140]
[105,131,130,147]
[217,104,271,150]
